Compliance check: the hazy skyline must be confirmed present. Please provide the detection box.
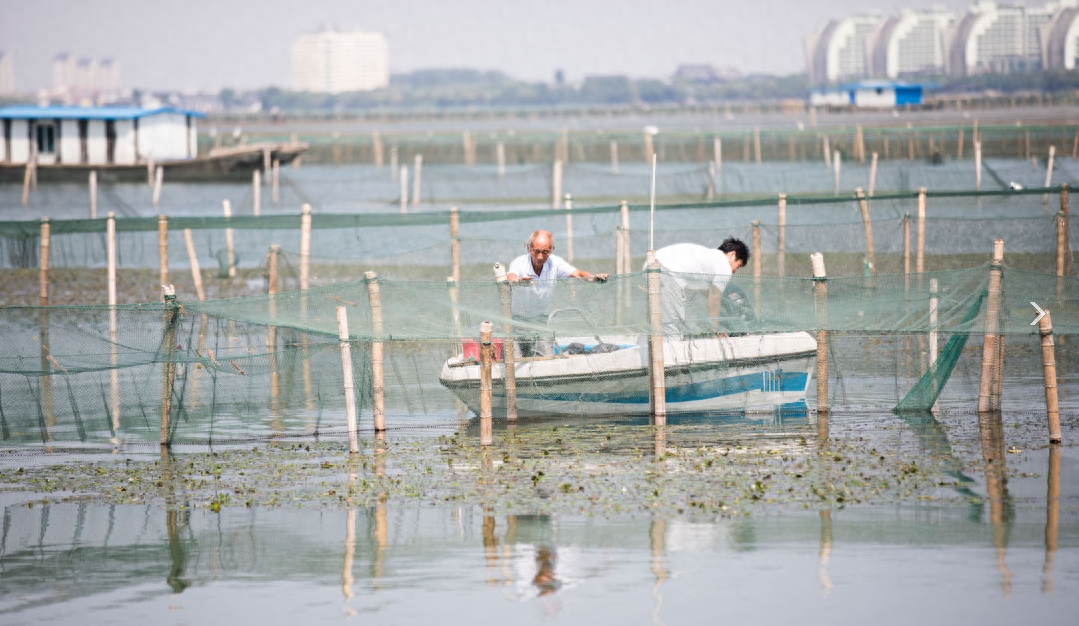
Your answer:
[2,0,981,93]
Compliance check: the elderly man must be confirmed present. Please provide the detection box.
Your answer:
[650,237,748,333]
[507,230,607,356]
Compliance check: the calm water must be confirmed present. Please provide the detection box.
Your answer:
[1,410,1077,626]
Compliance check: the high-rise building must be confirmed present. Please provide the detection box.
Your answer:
[51,53,120,102]
[0,52,13,95]
[871,8,955,78]
[806,14,886,83]
[1043,3,1079,68]
[290,27,389,93]
[947,1,1058,75]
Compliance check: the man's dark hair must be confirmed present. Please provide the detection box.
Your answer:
[718,238,749,265]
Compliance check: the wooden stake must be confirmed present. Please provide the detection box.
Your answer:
[957,128,964,160]
[855,124,865,162]
[868,153,878,197]
[89,170,97,219]
[271,159,280,206]
[449,207,461,284]
[752,220,762,320]
[300,203,311,291]
[903,212,911,290]
[147,158,154,187]
[564,193,574,263]
[106,212,117,306]
[365,272,386,433]
[390,145,398,179]
[978,239,1004,413]
[158,215,168,290]
[497,141,506,179]
[183,228,206,302]
[916,188,926,275]
[644,131,655,165]
[610,140,619,174]
[811,253,829,415]
[832,150,841,195]
[975,141,982,191]
[1044,145,1056,206]
[928,278,939,367]
[21,160,32,207]
[160,285,178,446]
[823,135,831,168]
[707,161,716,200]
[222,199,236,279]
[399,165,408,213]
[856,188,876,277]
[412,154,422,206]
[552,160,563,209]
[252,170,261,216]
[1038,312,1061,443]
[336,305,360,452]
[645,251,666,425]
[373,131,384,168]
[39,218,50,306]
[753,127,762,165]
[478,320,494,418]
[1061,184,1072,275]
[777,194,787,277]
[152,166,163,207]
[494,263,517,421]
[713,136,722,184]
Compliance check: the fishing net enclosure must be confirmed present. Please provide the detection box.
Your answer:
[1,164,1077,448]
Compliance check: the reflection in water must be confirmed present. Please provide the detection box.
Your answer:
[1043,444,1060,594]
[978,410,1014,595]
[650,517,668,626]
[819,509,833,595]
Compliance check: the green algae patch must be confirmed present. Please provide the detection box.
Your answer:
[0,421,985,518]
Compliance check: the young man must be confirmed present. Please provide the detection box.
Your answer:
[650,238,749,332]
[506,230,608,356]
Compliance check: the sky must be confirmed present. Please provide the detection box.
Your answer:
[1,0,982,93]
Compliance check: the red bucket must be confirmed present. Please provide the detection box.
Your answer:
[462,338,504,361]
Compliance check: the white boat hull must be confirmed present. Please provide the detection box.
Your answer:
[439,331,817,418]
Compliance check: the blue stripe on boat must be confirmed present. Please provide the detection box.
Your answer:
[513,369,807,405]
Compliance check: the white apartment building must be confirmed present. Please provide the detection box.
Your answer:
[948,1,1061,75]
[290,27,389,93]
[51,53,121,101]
[1044,3,1079,68]
[871,8,955,78]
[806,14,886,83]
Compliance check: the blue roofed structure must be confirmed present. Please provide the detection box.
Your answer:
[809,81,929,108]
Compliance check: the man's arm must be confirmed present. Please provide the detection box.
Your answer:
[569,269,608,282]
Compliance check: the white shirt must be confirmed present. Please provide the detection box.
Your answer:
[652,243,733,292]
[508,253,577,318]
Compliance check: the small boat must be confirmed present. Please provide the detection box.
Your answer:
[439,330,817,418]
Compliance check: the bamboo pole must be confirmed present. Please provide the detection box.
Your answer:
[479,321,494,445]
[1044,146,1056,207]
[252,170,261,216]
[1039,312,1061,444]
[811,253,828,415]
[373,131,384,168]
[957,128,964,160]
[645,251,666,425]
[978,239,1005,413]
[494,263,517,421]
[158,215,168,291]
[868,153,878,197]
[929,278,939,367]
[412,154,422,206]
[399,165,408,213]
[552,160,563,209]
[564,193,574,263]
[777,194,787,277]
[903,212,911,292]
[365,271,386,434]
[753,127,762,165]
[89,170,97,219]
[856,188,876,277]
[300,203,311,291]
[497,141,506,179]
[1062,184,1072,276]
[707,161,715,200]
[832,150,841,195]
[21,159,32,207]
[267,246,280,414]
[222,199,236,279]
[152,166,163,207]
[462,131,473,166]
[336,306,360,453]
[823,135,831,168]
[183,228,206,302]
[390,145,398,179]
[713,136,722,191]
[271,159,280,206]
[106,212,117,306]
[610,140,619,174]
[975,141,983,191]
[855,124,865,162]
[752,220,762,320]
[39,218,50,306]
[916,188,926,275]
[147,158,154,187]
[644,131,655,165]
[450,207,461,284]
[160,285,179,446]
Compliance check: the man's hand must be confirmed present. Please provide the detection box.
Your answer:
[592,274,609,283]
